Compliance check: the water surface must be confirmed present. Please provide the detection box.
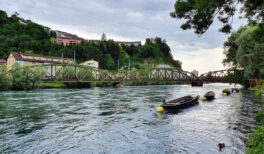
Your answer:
[0,84,262,153]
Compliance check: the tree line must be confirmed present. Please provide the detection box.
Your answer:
[0,10,182,70]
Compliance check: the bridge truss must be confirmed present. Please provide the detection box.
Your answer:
[35,64,233,83]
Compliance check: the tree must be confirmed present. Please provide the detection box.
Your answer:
[0,65,9,90]
[9,63,31,90]
[170,0,264,34]
[235,24,264,79]
[223,27,246,68]
[103,54,115,70]
[223,24,264,80]
[101,33,107,41]
[29,66,47,89]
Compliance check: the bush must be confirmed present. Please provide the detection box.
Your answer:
[246,126,264,154]
[9,63,47,90]
[0,65,10,90]
[246,106,264,153]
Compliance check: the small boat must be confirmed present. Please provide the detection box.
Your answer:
[191,81,203,87]
[231,88,239,93]
[161,95,200,110]
[222,89,231,95]
[204,91,215,100]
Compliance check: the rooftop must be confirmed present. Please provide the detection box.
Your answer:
[10,52,73,64]
[56,30,84,40]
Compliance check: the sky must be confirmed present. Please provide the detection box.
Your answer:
[0,0,246,74]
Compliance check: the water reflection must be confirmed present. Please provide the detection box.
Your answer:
[0,84,262,153]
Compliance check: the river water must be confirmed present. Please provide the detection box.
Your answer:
[0,83,263,153]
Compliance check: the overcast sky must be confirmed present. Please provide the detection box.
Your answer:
[0,0,246,74]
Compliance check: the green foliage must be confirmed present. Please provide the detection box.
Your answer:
[50,37,56,43]
[223,24,264,86]
[246,126,264,154]
[129,66,154,80]
[235,24,264,79]
[254,109,264,125]
[56,65,76,80]
[255,80,264,96]
[30,66,47,88]
[8,63,47,90]
[9,63,32,90]
[246,105,264,153]
[171,0,264,34]
[76,67,96,81]
[0,65,10,90]
[0,9,181,71]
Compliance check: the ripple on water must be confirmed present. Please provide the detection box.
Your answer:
[0,84,262,153]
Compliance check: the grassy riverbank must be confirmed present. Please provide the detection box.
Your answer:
[245,86,264,153]
[246,107,264,153]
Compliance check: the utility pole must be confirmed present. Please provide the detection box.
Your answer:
[128,59,130,72]
[74,50,76,64]
[117,60,119,72]
[62,52,64,64]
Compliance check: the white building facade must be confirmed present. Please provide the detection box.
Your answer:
[82,59,99,69]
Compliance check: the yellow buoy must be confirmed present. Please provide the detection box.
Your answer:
[156,106,165,113]
[202,97,207,101]
[233,90,237,93]
[223,93,227,96]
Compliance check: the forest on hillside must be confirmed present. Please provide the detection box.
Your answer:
[0,10,182,70]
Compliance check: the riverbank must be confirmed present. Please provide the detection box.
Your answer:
[34,81,190,89]
[245,87,264,153]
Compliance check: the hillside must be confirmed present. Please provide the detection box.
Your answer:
[0,10,182,70]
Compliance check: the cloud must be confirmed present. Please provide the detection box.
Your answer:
[173,48,226,74]
[0,0,246,73]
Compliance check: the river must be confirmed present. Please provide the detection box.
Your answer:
[0,83,263,153]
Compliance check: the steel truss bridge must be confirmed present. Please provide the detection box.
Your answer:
[36,64,235,83]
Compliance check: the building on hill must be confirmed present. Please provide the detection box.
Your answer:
[0,59,6,65]
[157,64,173,69]
[55,31,141,46]
[55,30,84,46]
[19,18,32,25]
[81,59,99,69]
[113,41,142,46]
[88,33,141,46]
[88,39,141,46]
[7,52,73,76]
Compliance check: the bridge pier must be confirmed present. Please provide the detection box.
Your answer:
[113,82,124,88]
[191,81,203,87]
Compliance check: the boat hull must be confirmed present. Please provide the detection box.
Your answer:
[191,81,203,87]
[231,88,239,93]
[204,91,215,100]
[161,96,199,110]
[222,89,231,95]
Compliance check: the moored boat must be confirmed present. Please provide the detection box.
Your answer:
[204,91,215,100]
[231,88,239,93]
[222,89,231,95]
[191,81,203,87]
[161,95,199,110]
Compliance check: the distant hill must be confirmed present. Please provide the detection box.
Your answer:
[0,10,182,70]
